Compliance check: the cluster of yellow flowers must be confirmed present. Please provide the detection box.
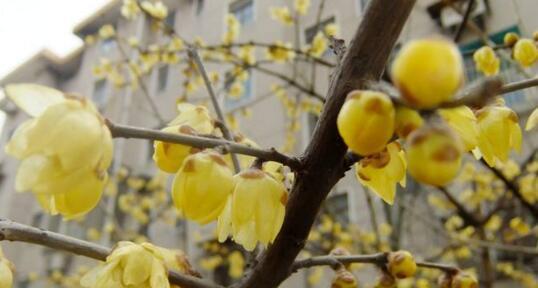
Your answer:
[140,1,168,20]
[266,41,296,62]
[270,7,294,26]
[198,240,245,279]
[80,241,195,287]
[121,0,141,20]
[151,103,288,251]
[0,246,14,288]
[223,14,241,45]
[337,37,528,206]
[4,84,113,218]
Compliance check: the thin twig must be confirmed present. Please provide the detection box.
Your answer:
[0,218,222,288]
[188,47,241,172]
[453,0,475,42]
[106,120,302,170]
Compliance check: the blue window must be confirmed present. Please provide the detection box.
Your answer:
[459,26,526,109]
[229,0,254,25]
[100,38,116,54]
[224,72,253,111]
[158,65,169,91]
[195,0,205,15]
[93,79,108,107]
[165,10,176,27]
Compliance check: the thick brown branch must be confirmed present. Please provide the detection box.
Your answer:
[106,120,302,170]
[237,1,416,287]
[0,219,220,288]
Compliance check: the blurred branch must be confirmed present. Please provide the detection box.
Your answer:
[106,120,302,170]
[0,218,220,288]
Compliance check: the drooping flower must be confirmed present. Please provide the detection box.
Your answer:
[355,142,406,205]
[0,246,14,288]
[525,108,538,131]
[337,90,395,156]
[473,46,500,76]
[218,168,287,251]
[172,151,234,224]
[406,122,464,186]
[81,242,194,288]
[439,106,479,151]
[5,84,113,218]
[391,38,464,108]
[513,38,537,67]
[474,104,522,167]
[153,103,214,173]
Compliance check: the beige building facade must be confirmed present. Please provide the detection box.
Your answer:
[0,0,537,287]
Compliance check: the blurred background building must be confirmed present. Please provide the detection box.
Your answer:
[0,0,537,287]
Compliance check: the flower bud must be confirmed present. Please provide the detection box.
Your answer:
[451,272,478,288]
[386,250,417,279]
[473,46,500,76]
[331,268,358,288]
[394,107,424,139]
[337,90,395,156]
[513,38,537,67]
[391,38,464,108]
[503,32,519,47]
[172,150,234,224]
[407,122,464,186]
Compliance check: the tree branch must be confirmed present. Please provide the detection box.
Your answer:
[0,218,221,288]
[237,1,416,287]
[106,120,302,170]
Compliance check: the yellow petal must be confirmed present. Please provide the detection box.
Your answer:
[5,84,65,117]
[525,108,538,131]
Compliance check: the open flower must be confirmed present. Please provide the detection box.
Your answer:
[218,168,287,251]
[391,38,464,108]
[153,103,214,173]
[337,90,395,156]
[172,150,234,224]
[80,242,190,288]
[525,108,538,131]
[439,106,479,151]
[5,84,113,218]
[0,246,14,288]
[355,142,406,205]
[474,104,522,167]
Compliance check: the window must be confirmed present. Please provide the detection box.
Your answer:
[100,38,116,54]
[324,193,350,225]
[93,79,108,107]
[459,26,526,110]
[158,65,169,91]
[360,0,369,12]
[195,0,205,15]
[304,16,335,57]
[229,0,254,25]
[224,71,253,111]
[165,10,176,27]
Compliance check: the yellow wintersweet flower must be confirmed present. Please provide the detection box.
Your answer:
[391,38,464,108]
[337,90,395,156]
[223,14,240,45]
[451,272,478,288]
[270,7,294,26]
[473,46,500,76]
[172,151,234,224]
[98,24,115,39]
[218,168,287,251]
[509,217,530,236]
[153,103,214,173]
[387,250,417,279]
[266,41,295,62]
[355,142,406,205]
[5,84,113,218]
[238,45,256,65]
[406,122,464,186]
[140,1,168,20]
[309,32,327,57]
[525,108,538,131]
[294,0,311,15]
[513,39,537,67]
[121,0,140,19]
[228,251,244,279]
[324,24,339,37]
[439,106,479,151]
[394,107,424,139]
[0,246,14,288]
[484,215,502,232]
[474,105,522,167]
[331,268,358,288]
[81,242,188,288]
[503,32,519,47]
[228,82,244,99]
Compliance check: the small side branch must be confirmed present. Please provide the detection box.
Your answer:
[106,120,302,170]
[0,219,221,288]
